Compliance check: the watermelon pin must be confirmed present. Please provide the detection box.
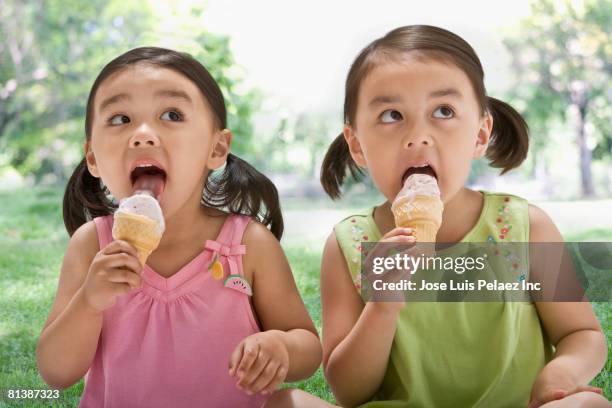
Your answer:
[209,254,224,280]
[224,274,253,296]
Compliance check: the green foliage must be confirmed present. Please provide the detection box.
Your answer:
[503,0,611,196]
[0,1,260,182]
[264,111,338,177]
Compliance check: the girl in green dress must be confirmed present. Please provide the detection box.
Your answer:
[319,25,608,408]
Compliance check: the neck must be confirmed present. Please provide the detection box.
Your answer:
[437,187,483,242]
[157,188,210,251]
[374,187,483,243]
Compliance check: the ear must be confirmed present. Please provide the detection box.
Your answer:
[343,124,367,168]
[473,112,493,159]
[207,128,232,170]
[84,141,100,178]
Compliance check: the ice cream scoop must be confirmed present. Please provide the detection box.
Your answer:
[391,174,443,242]
[112,190,165,266]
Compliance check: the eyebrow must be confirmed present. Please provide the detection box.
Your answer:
[429,88,463,98]
[98,88,193,113]
[368,95,403,107]
[368,88,463,108]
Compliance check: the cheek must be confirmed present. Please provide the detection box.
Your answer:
[358,135,404,197]
[437,145,475,201]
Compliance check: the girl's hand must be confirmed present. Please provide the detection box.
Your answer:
[527,366,603,408]
[228,330,289,395]
[363,227,416,312]
[79,240,143,314]
[379,227,417,245]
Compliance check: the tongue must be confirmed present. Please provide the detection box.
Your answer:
[133,174,165,199]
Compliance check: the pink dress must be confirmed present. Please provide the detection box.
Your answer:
[79,214,268,408]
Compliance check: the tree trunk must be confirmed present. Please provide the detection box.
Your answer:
[575,103,595,197]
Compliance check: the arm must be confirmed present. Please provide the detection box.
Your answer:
[527,204,608,406]
[36,221,103,389]
[321,231,403,408]
[229,221,322,392]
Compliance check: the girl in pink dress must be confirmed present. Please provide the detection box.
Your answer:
[36,46,332,408]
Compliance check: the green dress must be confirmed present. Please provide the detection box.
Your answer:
[334,191,554,408]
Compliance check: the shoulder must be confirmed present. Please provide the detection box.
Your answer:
[63,219,101,281]
[241,217,285,280]
[334,211,372,230]
[483,191,528,208]
[68,219,101,260]
[333,210,375,246]
[527,203,564,242]
[242,217,278,247]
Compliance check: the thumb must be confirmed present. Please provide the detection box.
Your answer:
[528,388,566,408]
[228,341,244,377]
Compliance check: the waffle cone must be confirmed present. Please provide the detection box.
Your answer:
[391,195,443,242]
[112,212,163,266]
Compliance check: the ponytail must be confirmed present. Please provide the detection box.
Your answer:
[486,97,529,174]
[320,133,365,200]
[63,158,116,237]
[203,153,284,240]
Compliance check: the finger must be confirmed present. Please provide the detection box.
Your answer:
[238,349,270,388]
[261,365,287,395]
[570,385,602,395]
[104,240,139,257]
[367,235,415,262]
[382,227,414,238]
[248,360,280,394]
[235,341,259,380]
[228,341,244,377]
[104,252,142,275]
[386,235,417,243]
[550,389,567,400]
[107,268,142,289]
[530,388,566,408]
[112,281,135,295]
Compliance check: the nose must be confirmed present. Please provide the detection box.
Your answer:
[129,123,160,148]
[402,120,434,149]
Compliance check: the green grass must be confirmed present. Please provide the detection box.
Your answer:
[0,186,610,406]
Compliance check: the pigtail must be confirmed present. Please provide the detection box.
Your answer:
[203,153,284,240]
[486,97,530,174]
[320,133,365,200]
[63,158,116,237]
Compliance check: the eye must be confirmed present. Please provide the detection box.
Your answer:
[432,106,454,119]
[380,109,403,123]
[160,109,183,122]
[109,114,130,126]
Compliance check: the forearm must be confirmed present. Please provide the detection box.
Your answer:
[36,288,103,389]
[325,303,400,407]
[543,329,608,384]
[274,328,322,382]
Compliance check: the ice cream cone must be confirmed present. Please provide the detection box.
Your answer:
[391,174,444,242]
[391,195,443,242]
[112,211,163,266]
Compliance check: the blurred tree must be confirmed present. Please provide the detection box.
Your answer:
[293,112,336,178]
[0,0,259,183]
[263,111,336,177]
[504,0,611,197]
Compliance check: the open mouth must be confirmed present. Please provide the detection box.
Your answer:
[401,164,437,184]
[130,165,167,199]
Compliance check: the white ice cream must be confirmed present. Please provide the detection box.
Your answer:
[115,192,165,234]
[395,173,440,202]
